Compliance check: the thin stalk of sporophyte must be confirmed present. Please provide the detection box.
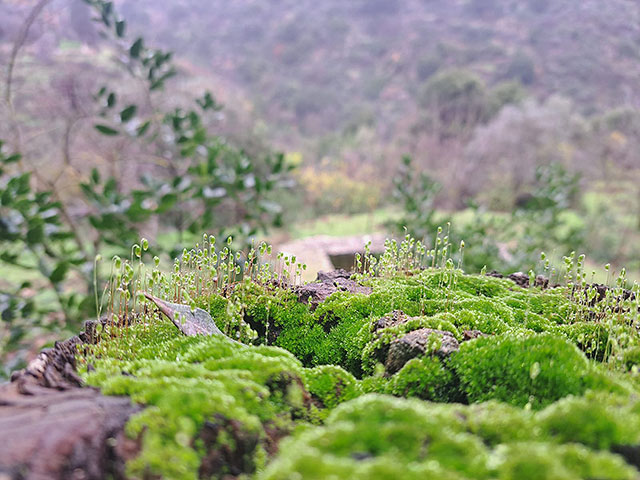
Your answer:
[433,227,442,270]
[457,240,465,271]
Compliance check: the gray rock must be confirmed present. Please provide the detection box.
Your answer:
[295,269,371,310]
[385,328,459,375]
[374,310,409,332]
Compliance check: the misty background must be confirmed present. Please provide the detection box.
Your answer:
[2,0,640,373]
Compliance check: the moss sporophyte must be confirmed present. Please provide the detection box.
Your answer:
[78,233,640,479]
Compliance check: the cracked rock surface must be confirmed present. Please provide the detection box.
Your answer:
[0,322,140,480]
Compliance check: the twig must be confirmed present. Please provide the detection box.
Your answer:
[4,0,52,160]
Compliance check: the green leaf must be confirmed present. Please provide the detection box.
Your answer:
[104,178,117,197]
[91,168,100,185]
[94,124,119,136]
[120,105,137,122]
[130,38,144,58]
[100,2,113,26]
[157,193,178,213]
[3,153,21,164]
[115,20,126,37]
[107,92,116,108]
[150,68,177,90]
[1,188,13,206]
[136,120,151,137]
[26,223,44,245]
[49,262,69,284]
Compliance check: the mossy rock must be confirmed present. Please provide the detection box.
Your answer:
[79,264,640,478]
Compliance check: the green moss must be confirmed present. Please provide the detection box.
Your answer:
[621,346,640,371]
[453,273,514,298]
[536,391,640,449]
[451,333,592,408]
[525,290,577,324]
[446,308,509,335]
[260,394,639,480]
[494,442,637,480]
[464,401,537,445]
[385,355,456,401]
[306,365,361,410]
[83,322,316,479]
[261,394,491,480]
[556,322,609,360]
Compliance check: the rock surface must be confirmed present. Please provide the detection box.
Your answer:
[384,328,460,375]
[374,310,409,331]
[295,269,372,310]
[0,322,140,480]
[487,271,550,289]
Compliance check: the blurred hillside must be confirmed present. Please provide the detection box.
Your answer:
[3,0,640,208]
[119,0,640,122]
[112,0,640,181]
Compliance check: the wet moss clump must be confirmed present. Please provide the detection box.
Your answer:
[451,333,592,409]
[81,237,640,478]
[260,395,639,480]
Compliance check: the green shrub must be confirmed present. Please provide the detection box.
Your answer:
[419,68,488,133]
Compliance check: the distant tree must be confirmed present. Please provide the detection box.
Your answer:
[419,69,487,138]
[487,81,527,118]
[464,96,584,205]
[416,53,441,82]
[503,50,536,85]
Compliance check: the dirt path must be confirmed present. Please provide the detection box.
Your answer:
[277,233,386,281]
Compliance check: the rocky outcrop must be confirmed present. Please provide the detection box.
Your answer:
[0,321,140,480]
